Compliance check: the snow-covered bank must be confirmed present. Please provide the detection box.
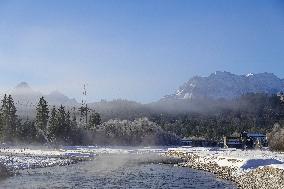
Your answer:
[166,147,284,189]
[0,146,86,173]
[0,146,169,173]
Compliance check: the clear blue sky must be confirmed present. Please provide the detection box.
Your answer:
[0,0,284,103]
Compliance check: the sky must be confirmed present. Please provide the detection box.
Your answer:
[0,0,284,103]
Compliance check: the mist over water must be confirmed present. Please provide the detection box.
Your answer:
[0,153,236,189]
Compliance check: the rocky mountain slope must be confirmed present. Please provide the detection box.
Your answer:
[163,71,284,100]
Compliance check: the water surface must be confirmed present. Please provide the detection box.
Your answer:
[0,154,237,189]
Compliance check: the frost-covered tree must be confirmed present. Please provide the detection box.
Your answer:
[0,94,18,142]
[35,97,49,131]
[88,112,101,129]
[95,118,180,145]
[47,106,57,142]
[17,119,37,142]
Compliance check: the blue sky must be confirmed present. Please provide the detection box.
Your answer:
[0,0,284,103]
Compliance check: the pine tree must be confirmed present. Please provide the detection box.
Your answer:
[0,95,18,142]
[35,97,49,141]
[65,111,72,142]
[18,119,37,142]
[7,95,18,137]
[48,106,57,142]
[69,111,79,145]
[56,105,67,142]
[0,94,8,142]
[71,111,77,129]
[88,112,101,129]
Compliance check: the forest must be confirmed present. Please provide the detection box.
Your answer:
[150,93,284,140]
[1,92,284,146]
[0,95,180,146]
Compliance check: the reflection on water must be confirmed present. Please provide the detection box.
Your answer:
[0,154,236,189]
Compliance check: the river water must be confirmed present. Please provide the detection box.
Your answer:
[0,153,237,189]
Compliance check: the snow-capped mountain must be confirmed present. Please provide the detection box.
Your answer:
[10,82,78,107]
[163,71,284,100]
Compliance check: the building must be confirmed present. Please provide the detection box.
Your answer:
[181,137,218,147]
[223,132,268,149]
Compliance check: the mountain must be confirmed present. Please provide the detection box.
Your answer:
[11,82,78,107]
[163,71,284,100]
[45,90,77,106]
[12,82,42,106]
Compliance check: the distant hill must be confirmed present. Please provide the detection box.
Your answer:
[11,82,78,108]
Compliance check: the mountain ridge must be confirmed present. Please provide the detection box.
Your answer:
[11,82,78,107]
[163,71,284,101]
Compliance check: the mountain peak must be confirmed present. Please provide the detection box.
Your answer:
[246,73,254,77]
[15,82,31,89]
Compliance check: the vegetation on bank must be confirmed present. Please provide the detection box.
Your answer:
[268,123,284,151]
[92,93,284,150]
[0,95,180,146]
[1,92,284,149]
[150,93,284,141]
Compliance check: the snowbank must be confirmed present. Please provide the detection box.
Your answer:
[0,146,169,172]
[166,147,284,189]
[167,147,284,174]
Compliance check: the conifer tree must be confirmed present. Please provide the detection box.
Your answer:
[56,105,67,142]
[88,112,101,129]
[18,119,37,142]
[35,97,49,141]
[69,111,79,145]
[65,111,72,142]
[48,106,57,142]
[7,95,18,137]
[0,95,18,142]
[0,94,8,141]
[71,111,77,129]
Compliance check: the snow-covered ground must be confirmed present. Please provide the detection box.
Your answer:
[167,146,284,175]
[0,146,169,171]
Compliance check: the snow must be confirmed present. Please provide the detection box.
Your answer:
[0,146,170,171]
[176,89,184,96]
[166,71,284,100]
[167,147,284,175]
[0,148,64,157]
[246,73,254,77]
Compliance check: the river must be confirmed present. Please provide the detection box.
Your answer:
[0,152,237,189]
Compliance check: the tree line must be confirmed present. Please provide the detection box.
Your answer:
[0,95,102,145]
[0,95,180,146]
[149,93,284,141]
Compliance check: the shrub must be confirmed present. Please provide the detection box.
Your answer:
[268,123,284,151]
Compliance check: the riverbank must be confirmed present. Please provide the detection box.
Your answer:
[165,147,284,189]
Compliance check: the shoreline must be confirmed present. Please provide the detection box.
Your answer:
[165,148,284,189]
